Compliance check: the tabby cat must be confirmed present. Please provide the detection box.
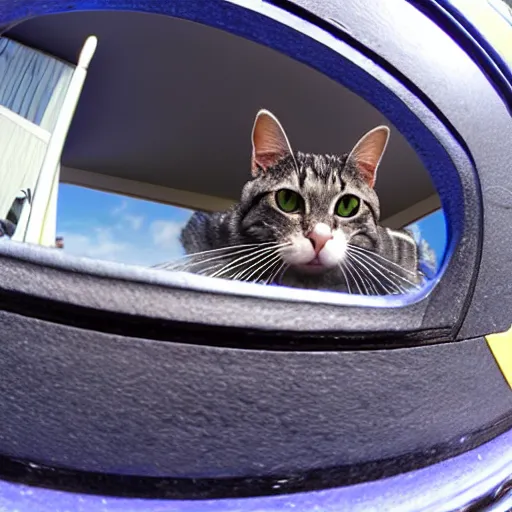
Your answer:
[161,110,431,295]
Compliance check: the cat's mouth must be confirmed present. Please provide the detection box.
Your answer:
[294,256,330,274]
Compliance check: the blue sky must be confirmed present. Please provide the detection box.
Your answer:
[57,184,193,267]
[57,184,447,269]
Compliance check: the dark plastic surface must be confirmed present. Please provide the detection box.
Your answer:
[0,0,510,494]
[0,307,510,484]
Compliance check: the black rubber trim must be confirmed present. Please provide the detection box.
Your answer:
[0,412,510,499]
[0,288,452,351]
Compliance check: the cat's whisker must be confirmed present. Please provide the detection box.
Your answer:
[196,248,278,279]
[346,253,396,295]
[369,266,400,294]
[350,263,411,295]
[256,257,284,284]
[197,262,226,276]
[273,263,290,285]
[347,244,418,277]
[351,259,381,296]
[341,261,358,295]
[346,252,395,295]
[266,261,286,285]
[181,242,277,260]
[232,268,248,280]
[343,258,364,295]
[355,262,375,296]
[177,248,275,271]
[359,257,405,295]
[251,254,283,284]
[265,261,284,285]
[345,255,371,295]
[349,249,421,290]
[205,245,286,282]
[233,253,277,281]
[366,272,381,296]
[172,253,252,272]
[208,249,279,279]
[176,244,283,273]
[210,243,291,279]
[361,271,378,296]
[155,242,279,271]
[348,249,411,289]
[348,251,406,295]
[237,251,283,282]
[338,263,352,295]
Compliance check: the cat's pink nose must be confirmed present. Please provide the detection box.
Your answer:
[307,223,333,253]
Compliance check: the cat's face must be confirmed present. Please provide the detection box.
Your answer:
[240,110,390,275]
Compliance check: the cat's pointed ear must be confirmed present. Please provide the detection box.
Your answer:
[347,125,390,188]
[251,109,293,177]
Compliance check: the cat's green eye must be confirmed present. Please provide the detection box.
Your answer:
[336,195,360,217]
[276,189,301,213]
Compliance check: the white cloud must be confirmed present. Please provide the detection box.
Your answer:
[150,220,185,249]
[123,214,144,231]
[58,195,190,268]
[61,227,130,262]
[111,200,128,216]
[60,219,187,268]
[110,200,144,231]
